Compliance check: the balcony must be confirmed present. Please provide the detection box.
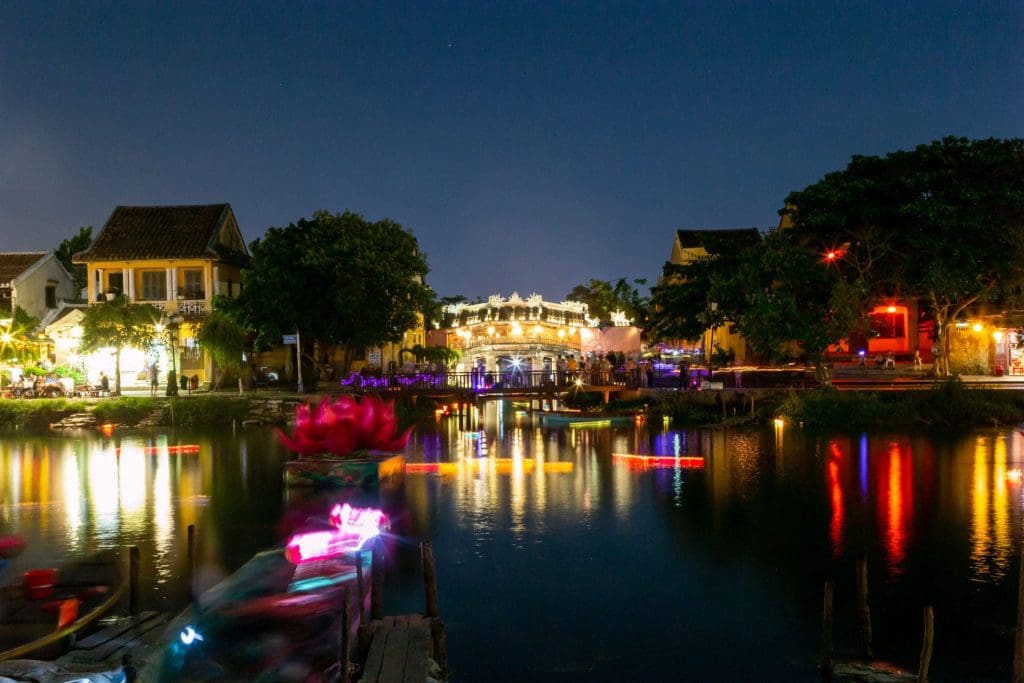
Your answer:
[176,299,208,318]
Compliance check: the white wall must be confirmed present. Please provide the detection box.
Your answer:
[12,253,76,321]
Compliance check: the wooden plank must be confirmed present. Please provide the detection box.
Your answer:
[73,611,158,649]
[362,623,391,682]
[377,629,411,683]
[73,613,169,663]
[401,626,430,683]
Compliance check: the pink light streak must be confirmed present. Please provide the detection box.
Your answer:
[285,503,389,564]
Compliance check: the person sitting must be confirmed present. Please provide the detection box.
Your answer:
[884,351,896,369]
[874,354,885,368]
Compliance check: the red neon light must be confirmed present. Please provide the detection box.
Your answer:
[405,462,441,473]
[114,444,201,455]
[611,453,704,469]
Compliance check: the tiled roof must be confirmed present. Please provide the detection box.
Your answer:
[0,252,46,284]
[676,228,761,251]
[77,204,249,263]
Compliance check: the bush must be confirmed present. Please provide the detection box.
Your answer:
[166,396,252,426]
[776,381,1024,430]
[91,397,158,426]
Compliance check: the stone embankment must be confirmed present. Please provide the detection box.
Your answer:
[47,399,300,430]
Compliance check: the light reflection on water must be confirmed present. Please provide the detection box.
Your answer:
[0,407,1021,680]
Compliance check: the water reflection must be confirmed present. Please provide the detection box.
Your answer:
[1,412,1022,680]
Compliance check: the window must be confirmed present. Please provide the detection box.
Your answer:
[106,272,124,294]
[181,269,204,299]
[869,311,905,340]
[140,271,167,301]
[45,284,57,308]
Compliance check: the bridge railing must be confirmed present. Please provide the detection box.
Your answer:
[338,369,647,392]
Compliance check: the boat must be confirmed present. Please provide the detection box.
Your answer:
[537,410,634,427]
[0,550,126,662]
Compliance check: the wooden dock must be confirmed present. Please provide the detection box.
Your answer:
[360,614,439,683]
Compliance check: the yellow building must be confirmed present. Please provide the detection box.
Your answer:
[667,228,761,364]
[74,204,250,386]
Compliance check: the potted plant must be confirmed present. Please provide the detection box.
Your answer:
[279,395,412,488]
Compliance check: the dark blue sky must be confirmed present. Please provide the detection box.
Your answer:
[2,2,1020,300]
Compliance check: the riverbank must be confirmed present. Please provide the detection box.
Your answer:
[3,380,1023,432]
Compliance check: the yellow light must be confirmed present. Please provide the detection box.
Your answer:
[487,326,495,335]
[1007,469,1022,484]
[532,325,542,336]
[155,323,165,333]
[0,333,10,343]
[773,417,785,428]
[557,329,565,338]
[972,323,984,333]
[887,306,896,314]
[511,324,522,336]
[994,331,1004,342]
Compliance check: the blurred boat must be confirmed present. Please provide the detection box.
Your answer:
[0,550,125,661]
[538,411,633,426]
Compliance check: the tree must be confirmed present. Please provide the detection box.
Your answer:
[235,210,433,378]
[783,137,1024,375]
[565,278,649,326]
[0,307,43,366]
[55,226,92,297]
[78,296,161,395]
[196,304,248,392]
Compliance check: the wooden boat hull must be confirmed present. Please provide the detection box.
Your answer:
[0,551,126,662]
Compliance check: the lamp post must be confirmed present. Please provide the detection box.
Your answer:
[708,302,718,380]
[166,314,183,397]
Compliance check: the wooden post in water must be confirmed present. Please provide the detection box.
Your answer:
[371,539,384,621]
[856,555,873,659]
[918,606,934,683]
[431,616,448,675]
[339,587,350,683]
[1014,542,1024,683]
[129,546,140,615]
[187,524,196,602]
[820,581,834,682]
[422,541,439,618]
[355,550,367,624]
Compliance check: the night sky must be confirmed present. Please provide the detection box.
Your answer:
[2,2,1021,300]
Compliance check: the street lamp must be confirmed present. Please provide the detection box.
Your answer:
[166,314,184,397]
[708,302,718,380]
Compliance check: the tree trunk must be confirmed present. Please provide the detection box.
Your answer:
[115,348,122,396]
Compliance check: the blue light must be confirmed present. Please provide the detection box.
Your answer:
[180,625,204,646]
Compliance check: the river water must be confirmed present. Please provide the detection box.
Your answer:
[0,401,1020,681]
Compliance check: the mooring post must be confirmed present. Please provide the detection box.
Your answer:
[857,555,873,659]
[187,524,196,602]
[339,587,351,683]
[355,550,367,624]
[422,541,439,618]
[431,616,448,675]
[821,580,834,682]
[1015,542,1024,683]
[371,539,384,621]
[918,606,934,683]
[129,546,140,615]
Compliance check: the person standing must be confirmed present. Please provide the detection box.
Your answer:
[913,349,922,370]
[149,363,159,396]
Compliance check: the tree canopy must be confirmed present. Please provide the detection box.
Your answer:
[55,226,92,297]
[78,295,161,394]
[782,136,1024,374]
[197,303,248,390]
[649,137,1024,377]
[235,210,433,372]
[565,278,649,326]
